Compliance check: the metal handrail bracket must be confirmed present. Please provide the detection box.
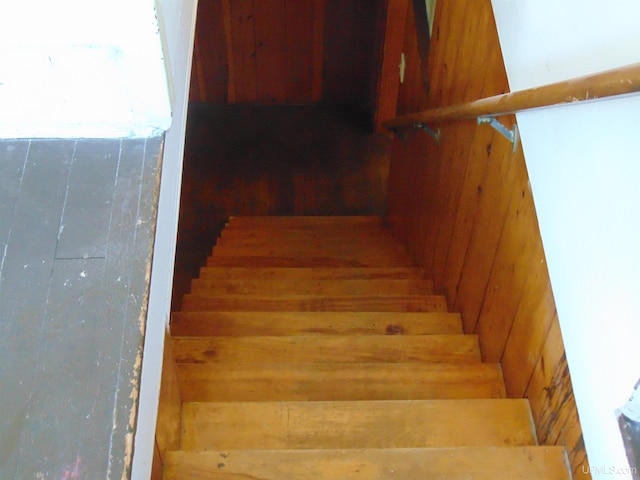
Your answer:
[477,116,519,152]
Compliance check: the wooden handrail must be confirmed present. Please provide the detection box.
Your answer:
[383,62,640,129]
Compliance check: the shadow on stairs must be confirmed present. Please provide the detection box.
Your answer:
[160,216,571,479]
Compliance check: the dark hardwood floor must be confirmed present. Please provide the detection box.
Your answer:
[0,137,163,478]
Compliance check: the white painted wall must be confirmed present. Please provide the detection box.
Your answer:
[132,0,199,478]
[0,0,172,138]
[491,1,640,478]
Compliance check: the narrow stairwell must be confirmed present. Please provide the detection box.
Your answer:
[164,216,571,479]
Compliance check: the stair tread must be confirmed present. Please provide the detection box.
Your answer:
[164,446,571,480]
[206,255,411,268]
[197,267,426,280]
[225,216,385,228]
[216,226,400,240]
[181,399,536,450]
[170,311,463,336]
[211,241,404,252]
[172,334,480,364]
[212,237,404,252]
[190,278,434,296]
[176,362,506,402]
[164,216,569,478]
[181,294,448,312]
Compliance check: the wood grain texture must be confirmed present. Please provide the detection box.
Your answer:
[284,0,314,102]
[197,267,425,281]
[254,0,288,103]
[181,294,448,312]
[190,0,229,102]
[384,0,588,475]
[321,0,357,104]
[150,441,163,480]
[190,0,383,112]
[224,215,385,228]
[155,330,183,462]
[373,0,410,132]
[229,0,257,102]
[526,320,590,479]
[190,277,433,295]
[474,170,540,356]
[206,253,411,267]
[181,399,536,450]
[172,334,480,364]
[176,362,506,402]
[171,311,462,337]
[164,446,572,480]
[385,62,640,128]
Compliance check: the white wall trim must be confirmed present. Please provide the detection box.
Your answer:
[131,0,199,478]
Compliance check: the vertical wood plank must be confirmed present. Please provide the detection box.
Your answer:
[254,0,288,103]
[311,0,327,101]
[373,0,410,131]
[0,140,74,480]
[395,1,429,115]
[425,120,471,290]
[192,0,229,103]
[350,0,381,110]
[284,0,314,102]
[432,42,507,295]
[439,125,494,304]
[474,166,536,358]
[441,41,508,305]
[322,0,357,103]
[155,330,183,461]
[526,320,590,479]
[188,35,205,102]
[150,440,164,480]
[101,137,164,478]
[230,0,258,102]
[0,141,29,253]
[54,139,120,260]
[501,260,555,397]
[454,125,520,333]
[221,0,236,102]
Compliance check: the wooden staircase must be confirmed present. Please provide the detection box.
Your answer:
[163,216,571,479]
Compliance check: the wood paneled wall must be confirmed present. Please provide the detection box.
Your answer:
[152,330,183,479]
[190,0,384,115]
[385,1,589,477]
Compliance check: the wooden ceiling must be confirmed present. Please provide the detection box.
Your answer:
[189,0,386,112]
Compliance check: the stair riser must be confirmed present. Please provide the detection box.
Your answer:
[181,400,536,450]
[181,295,448,312]
[172,335,481,364]
[170,312,463,337]
[164,447,571,480]
[206,256,411,268]
[223,216,385,228]
[190,278,433,296]
[198,267,426,281]
[176,363,506,402]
